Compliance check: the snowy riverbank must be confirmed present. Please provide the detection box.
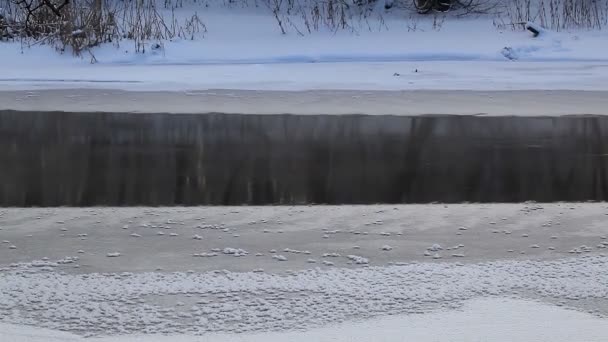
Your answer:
[2,9,608,92]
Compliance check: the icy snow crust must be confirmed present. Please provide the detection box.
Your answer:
[1,255,607,337]
[1,204,608,337]
[2,89,608,116]
[4,297,608,341]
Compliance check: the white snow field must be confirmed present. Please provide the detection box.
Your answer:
[1,60,608,92]
[1,2,608,92]
[3,298,608,342]
[1,204,608,341]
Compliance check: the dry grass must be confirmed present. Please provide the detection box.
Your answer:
[500,0,608,30]
[2,0,607,59]
[264,0,504,35]
[1,0,206,57]
[263,0,359,34]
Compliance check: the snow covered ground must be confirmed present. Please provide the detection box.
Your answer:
[2,61,608,92]
[7,10,608,66]
[1,204,608,340]
[1,9,608,92]
[3,298,608,342]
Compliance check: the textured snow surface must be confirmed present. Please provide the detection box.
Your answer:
[3,204,608,273]
[1,255,608,337]
[3,297,608,342]
[1,204,608,339]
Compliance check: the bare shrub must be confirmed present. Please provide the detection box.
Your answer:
[501,0,608,30]
[265,0,384,34]
[454,0,501,16]
[3,0,607,59]
[2,0,206,56]
[389,0,500,15]
[265,0,287,33]
[1,9,12,40]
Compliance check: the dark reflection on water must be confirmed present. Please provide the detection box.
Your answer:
[1,111,608,206]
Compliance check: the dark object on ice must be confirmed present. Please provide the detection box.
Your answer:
[393,72,401,76]
[525,22,543,37]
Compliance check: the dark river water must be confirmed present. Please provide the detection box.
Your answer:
[1,111,608,206]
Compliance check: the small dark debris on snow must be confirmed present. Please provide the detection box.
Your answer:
[501,47,518,61]
[525,22,543,38]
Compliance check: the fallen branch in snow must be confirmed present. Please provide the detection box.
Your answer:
[524,21,543,37]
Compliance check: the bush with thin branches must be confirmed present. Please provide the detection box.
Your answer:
[500,0,608,31]
[1,0,206,56]
[2,0,607,59]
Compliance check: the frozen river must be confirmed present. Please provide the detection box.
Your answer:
[1,204,608,341]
